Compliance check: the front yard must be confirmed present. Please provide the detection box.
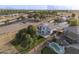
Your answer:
[14,37,44,53]
[11,25,45,53]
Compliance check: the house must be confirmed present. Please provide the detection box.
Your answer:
[57,22,69,29]
[64,26,79,42]
[37,23,53,38]
[61,16,67,22]
[53,26,79,45]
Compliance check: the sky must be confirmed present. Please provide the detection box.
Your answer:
[0,5,73,10]
[0,5,47,10]
[0,0,79,10]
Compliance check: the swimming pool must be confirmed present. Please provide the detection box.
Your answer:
[49,42,65,54]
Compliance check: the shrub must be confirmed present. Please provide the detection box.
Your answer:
[41,47,56,54]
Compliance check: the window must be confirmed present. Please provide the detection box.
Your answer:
[42,31,45,35]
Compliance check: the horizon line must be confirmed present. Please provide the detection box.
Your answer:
[0,5,72,10]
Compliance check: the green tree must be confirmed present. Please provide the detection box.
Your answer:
[21,34,33,48]
[26,25,37,35]
[14,28,27,45]
[49,11,57,15]
[68,19,79,26]
[72,13,76,18]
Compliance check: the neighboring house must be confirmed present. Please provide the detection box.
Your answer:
[64,26,79,42]
[55,16,68,23]
[61,16,67,22]
[57,22,69,29]
[37,23,53,38]
[53,26,79,45]
[60,15,71,22]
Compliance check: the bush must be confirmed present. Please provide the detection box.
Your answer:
[41,47,56,54]
[37,35,44,39]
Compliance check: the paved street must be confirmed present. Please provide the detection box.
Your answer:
[0,19,41,35]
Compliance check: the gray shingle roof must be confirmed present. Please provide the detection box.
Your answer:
[65,26,79,35]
